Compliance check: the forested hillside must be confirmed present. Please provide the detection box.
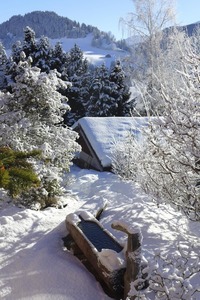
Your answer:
[0,11,119,49]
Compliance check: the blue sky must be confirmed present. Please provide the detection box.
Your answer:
[0,0,200,39]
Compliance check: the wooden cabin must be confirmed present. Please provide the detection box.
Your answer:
[72,117,152,172]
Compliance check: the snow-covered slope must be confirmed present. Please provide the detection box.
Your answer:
[50,34,128,67]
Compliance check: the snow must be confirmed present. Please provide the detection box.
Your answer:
[111,220,141,235]
[50,34,128,68]
[0,165,199,299]
[6,34,128,68]
[98,249,125,271]
[0,187,109,300]
[73,116,150,167]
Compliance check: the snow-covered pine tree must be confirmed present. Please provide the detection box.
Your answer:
[66,44,86,78]
[0,42,7,67]
[10,41,23,65]
[0,57,80,205]
[109,60,133,116]
[50,42,68,77]
[23,26,37,59]
[34,35,53,72]
[5,40,23,88]
[6,27,53,83]
[64,44,91,125]
[86,63,117,117]
[5,27,38,89]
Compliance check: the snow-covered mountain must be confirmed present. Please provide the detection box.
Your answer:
[0,11,96,48]
[181,21,200,36]
[1,11,130,67]
[0,11,127,50]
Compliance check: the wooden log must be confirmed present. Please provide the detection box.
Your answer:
[111,222,142,300]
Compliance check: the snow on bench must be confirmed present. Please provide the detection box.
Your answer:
[65,211,142,300]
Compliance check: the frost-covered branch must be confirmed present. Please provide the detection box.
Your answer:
[127,242,200,300]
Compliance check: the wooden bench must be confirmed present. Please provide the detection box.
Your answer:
[65,211,143,300]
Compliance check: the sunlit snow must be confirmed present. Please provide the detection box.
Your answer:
[0,166,199,299]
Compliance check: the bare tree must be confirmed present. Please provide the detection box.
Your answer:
[121,0,180,114]
[124,39,200,220]
[112,25,200,219]
[123,0,176,35]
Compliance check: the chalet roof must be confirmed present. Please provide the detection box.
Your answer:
[73,117,151,169]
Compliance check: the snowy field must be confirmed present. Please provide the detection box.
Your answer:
[0,166,200,299]
[50,34,128,68]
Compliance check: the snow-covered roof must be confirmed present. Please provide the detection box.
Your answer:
[73,117,151,168]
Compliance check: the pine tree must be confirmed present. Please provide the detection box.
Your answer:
[0,58,80,203]
[0,146,40,198]
[10,41,23,64]
[23,26,37,58]
[109,60,132,116]
[64,44,90,124]
[50,42,67,76]
[66,44,86,77]
[86,64,117,117]
[34,36,53,72]
[6,27,53,86]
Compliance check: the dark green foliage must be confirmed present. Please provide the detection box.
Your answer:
[7,168,39,198]
[0,147,41,198]
[0,147,62,209]
[21,178,62,209]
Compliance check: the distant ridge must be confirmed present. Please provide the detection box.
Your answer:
[181,21,200,36]
[0,10,199,50]
[0,11,102,48]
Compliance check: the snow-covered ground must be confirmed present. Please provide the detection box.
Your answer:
[0,166,199,299]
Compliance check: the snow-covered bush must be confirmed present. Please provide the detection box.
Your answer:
[111,131,140,180]
[20,177,62,209]
[128,242,200,300]
[0,58,80,206]
[136,45,200,220]
[114,41,200,221]
[148,244,200,300]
